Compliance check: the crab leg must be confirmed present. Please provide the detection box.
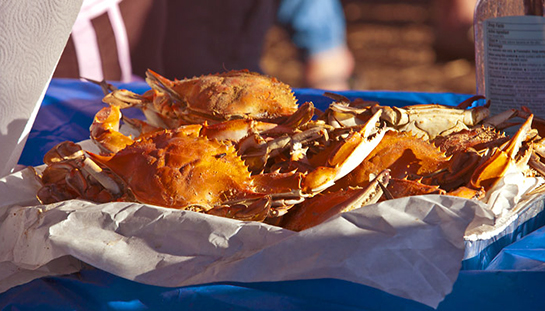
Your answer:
[91,105,204,154]
[237,111,385,218]
[482,108,520,130]
[102,88,178,129]
[101,99,315,151]
[37,141,123,204]
[239,125,332,169]
[207,196,272,222]
[49,142,121,195]
[102,88,145,109]
[241,110,382,173]
[80,157,121,195]
[455,95,486,109]
[82,77,118,95]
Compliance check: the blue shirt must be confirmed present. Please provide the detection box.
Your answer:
[277,0,347,57]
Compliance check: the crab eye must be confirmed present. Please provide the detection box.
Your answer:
[214,153,227,159]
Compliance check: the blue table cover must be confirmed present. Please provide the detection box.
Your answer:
[3,79,545,310]
[17,79,477,167]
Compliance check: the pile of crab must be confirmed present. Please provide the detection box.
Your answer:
[35,69,545,231]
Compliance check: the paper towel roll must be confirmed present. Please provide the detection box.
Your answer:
[0,0,83,177]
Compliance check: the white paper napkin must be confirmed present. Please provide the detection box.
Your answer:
[0,0,83,177]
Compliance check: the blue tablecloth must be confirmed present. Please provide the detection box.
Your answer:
[3,79,545,311]
[17,79,476,167]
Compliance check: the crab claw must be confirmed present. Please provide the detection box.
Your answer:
[470,114,534,190]
[90,106,135,154]
[102,88,146,109]
[145,69,185,103]
[302,110,385,194]
[282,169,391,231]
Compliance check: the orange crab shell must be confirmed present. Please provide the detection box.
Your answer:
[147,69,300,123]
[88,128,261,210]
[332,130,450,190]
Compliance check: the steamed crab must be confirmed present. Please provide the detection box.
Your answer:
[36,101,387,221]
[320,94,491,140]
[103,69,300,128]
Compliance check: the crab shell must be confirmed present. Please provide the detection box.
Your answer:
[137,69,299,126]
[332,130,451,190]
[88,128,262,210]
[374,103,490,140]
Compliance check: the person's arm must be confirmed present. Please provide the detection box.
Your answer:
[277,0,354,90]
[304,44,354,90]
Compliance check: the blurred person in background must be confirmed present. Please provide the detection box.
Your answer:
[54,0,354,91]
[433,0,478,61]
[276,0,354,90]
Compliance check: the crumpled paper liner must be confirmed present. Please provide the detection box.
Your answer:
[466,166,543,241]
[0,166,492,308]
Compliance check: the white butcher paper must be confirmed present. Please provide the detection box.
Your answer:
[0,166,493,308]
